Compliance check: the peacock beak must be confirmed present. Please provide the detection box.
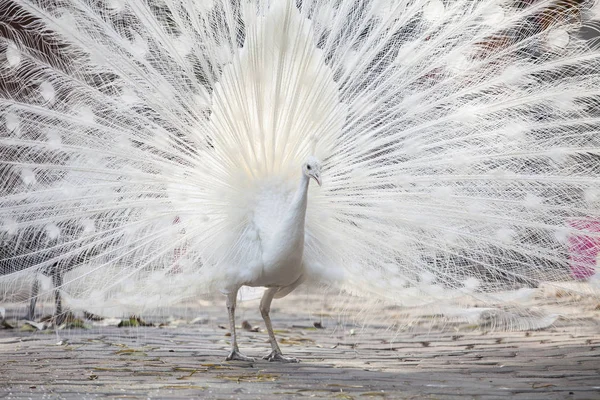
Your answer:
[313,174,322,187]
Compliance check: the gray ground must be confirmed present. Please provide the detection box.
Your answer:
[1,289,599,399]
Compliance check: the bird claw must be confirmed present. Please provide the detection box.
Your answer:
[263,351,298,363]
[225,350,255,362]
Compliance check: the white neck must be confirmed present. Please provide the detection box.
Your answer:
[258,172,310,287]
[263,172,310,266]
[282,173,310,234]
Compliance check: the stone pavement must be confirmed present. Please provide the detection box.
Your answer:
[0,291,599,399]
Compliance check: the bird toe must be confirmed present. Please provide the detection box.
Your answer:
[263,351,299,363]
[226,350,255,362]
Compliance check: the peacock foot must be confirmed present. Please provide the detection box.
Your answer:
[263,351,299,363]
[226,350,255,362]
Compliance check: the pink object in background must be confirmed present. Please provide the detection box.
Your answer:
[568,219,600,280]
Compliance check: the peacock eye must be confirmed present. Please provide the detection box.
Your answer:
[307,165,311,170]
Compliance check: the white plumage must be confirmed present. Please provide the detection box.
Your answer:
[1,0,600,360]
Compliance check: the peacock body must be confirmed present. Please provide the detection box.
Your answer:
[1,0,600,359]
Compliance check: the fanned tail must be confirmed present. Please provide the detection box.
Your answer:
[0,0,599,326]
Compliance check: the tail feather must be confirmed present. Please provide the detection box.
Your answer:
[0,0,599,324]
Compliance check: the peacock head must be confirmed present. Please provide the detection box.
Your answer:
[303,156,322,186]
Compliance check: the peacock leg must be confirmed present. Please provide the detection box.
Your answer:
[26,278,39,321]
[225,290,255,362]
[260,288,298,363]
